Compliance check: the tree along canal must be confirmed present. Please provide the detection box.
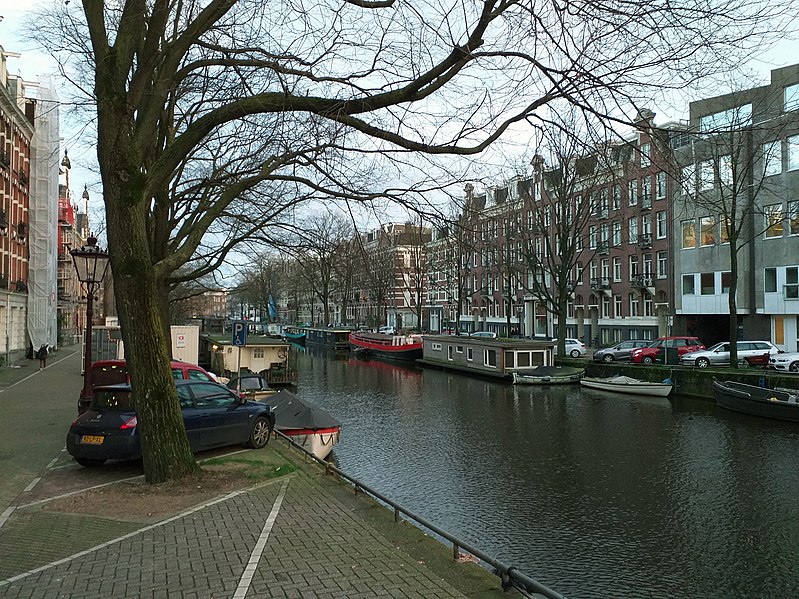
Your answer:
[294,349,799,598]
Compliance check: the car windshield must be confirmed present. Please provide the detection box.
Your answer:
[91,389,135,411]
[705,342,727,351]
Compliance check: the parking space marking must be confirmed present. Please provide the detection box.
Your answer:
[0,507,15,531]
[0,478,289,588]
[22,478,41,493]
[232,478,290,599]
[15,475,144,510]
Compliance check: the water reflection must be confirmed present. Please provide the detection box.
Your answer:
[296,352,799,598]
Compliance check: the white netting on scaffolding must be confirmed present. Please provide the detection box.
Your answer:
[27,76,59,351]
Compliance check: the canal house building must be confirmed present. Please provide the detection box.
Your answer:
[671,64,799,350]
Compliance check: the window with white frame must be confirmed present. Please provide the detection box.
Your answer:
[682,164,695,196]
[765,267,777,292]
[642,213,651,235]
[614,295,623,318]
[613,257,622,281]
[719,155,733,186]
[682,220,697,248]
[589,261,598,280]
[785,83,799,111]
[600,224,609,245]
[762,141,782,176]
[640,143,651,167]
[602,296,611,318]
[254,348,264,358]
[700,272,715,295]
[683,274,695,295]
[589,226,598,249]
[790,135,799,171]
[643,253,652,276]
[642,175,651,205]
[656,211,667,239]
[721,272,732,294]
[628,217,638,244]
[656,172,667,199]
[612,221,621,246]
[628,180,638,206]
[644,296,654,317]
[787,267,799,299]
[790,201,799,236]
[629,255,639,279]
[612,184,621,210]
[601,258,610,278]
[657,251,667,278]
[576,262,584,285]
[629,293,639,316]
[699,160,714,191]
[764,204,784,238]
[700,216,716,246]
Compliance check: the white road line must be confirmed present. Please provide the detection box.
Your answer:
[0,486,254,587]
[0,350,80,394]
[15,475,144,510]
[0,507,15,530]
[22,478,41,493]
[232,478,290,599]
[46,456,61,469]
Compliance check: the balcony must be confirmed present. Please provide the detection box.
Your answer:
[597,241,609,255]
[639,233,653,248]
[0,151,9,170]
[18,170,29,187]
[641,196,652,210]
[632,274,656,294]
[590,277,612,295]
[596,208,609,220]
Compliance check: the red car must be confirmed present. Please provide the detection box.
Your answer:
[630,337,705,365]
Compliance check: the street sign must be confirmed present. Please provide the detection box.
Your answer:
[232,321,247,346]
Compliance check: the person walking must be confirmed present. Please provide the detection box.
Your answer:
[36,344,48,370]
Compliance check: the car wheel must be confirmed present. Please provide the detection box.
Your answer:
[603,354,614,362]
[697,357,710,368]
[737,359,748,368]
[790,362,799,373]
[75,457,106,468]
[642,356,654,365]
[570,349,580,358]
[247,416,273,449]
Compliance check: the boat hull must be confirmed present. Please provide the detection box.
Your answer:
[512,366,584,385]
[580,376,672,397]
[713,380,799,422]
[279,426,341,460]
[349,332,423,362]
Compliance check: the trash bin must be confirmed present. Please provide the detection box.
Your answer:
[657,347,680,364]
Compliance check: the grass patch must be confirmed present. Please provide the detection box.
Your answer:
[201,455,297,484]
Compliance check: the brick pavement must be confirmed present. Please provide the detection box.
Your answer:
[0,352,513,598]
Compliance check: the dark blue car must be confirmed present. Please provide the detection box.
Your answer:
[67,380,276,468]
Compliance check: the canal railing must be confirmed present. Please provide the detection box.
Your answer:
[274,430,566,599]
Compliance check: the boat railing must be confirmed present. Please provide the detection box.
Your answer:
[273,429,566,599]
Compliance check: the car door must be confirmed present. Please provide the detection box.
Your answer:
[615,341,635,360]
[712,343,732,365]
[190,382,250,448]
[178,384,204,451]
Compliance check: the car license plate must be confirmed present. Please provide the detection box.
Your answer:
[80,435,104,445]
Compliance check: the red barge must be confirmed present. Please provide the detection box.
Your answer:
[348,331,423,362]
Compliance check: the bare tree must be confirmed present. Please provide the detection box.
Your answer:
[30,0,790,482]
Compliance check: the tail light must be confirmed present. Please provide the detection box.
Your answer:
[120,416,138,430]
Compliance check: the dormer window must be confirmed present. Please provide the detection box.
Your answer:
[16,222,26,244]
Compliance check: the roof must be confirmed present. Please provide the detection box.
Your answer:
[270,390,340,430]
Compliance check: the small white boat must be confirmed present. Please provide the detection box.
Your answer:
[580,375,673,397]
[512,366,584,385]
[270,390,341,460]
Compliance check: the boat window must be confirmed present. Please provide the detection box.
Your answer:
[506,352,515,368]
[456,345,464,354]
[467,348,474,361]
[431,343,442,351]
[517,352,531,367]
[484,349,498,368]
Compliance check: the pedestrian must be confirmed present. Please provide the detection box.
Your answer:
[36,344,48,370]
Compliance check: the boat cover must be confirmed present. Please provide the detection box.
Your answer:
[270,389,341,430]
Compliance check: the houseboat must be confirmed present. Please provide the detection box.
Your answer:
[349,331,423,362]
[417,335,557,382]
[304,327,352,351]
[282,326,307,345]
[208,335,297,387]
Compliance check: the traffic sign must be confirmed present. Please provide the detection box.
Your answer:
[232,321,247,346]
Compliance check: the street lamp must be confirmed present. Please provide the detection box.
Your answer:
[71,235,110,413]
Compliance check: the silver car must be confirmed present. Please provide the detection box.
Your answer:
[592,340,651,362]
[680,341,779,368]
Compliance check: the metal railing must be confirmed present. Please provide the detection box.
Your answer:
[273,429,566,599]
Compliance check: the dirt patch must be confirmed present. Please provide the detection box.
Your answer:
[41,452,296,523]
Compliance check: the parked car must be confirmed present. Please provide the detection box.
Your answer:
[227,374,276,401]
[768,351,799,372]
[67,380,276,468]
[80,359,220,413]
[470,331,498,339]
[553,338,587,358]
[631,336,705,364]
[592,340,651,362]
[378,326,396,335]
[680,341,780,368]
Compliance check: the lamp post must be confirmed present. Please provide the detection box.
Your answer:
[71,235,110,413]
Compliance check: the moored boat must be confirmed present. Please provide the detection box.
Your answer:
[713,380,799,422]
[580,375,673,397]
[349,331,423,362]
[270,389,341,459]
[282,326,307,345]
[512,365,584,385]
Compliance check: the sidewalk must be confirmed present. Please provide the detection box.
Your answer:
[0,352,515,598]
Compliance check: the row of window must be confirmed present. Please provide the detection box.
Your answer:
[698,84,799,132]
[681,201,799,247]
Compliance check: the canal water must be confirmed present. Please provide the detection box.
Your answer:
[294,349,799,598]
